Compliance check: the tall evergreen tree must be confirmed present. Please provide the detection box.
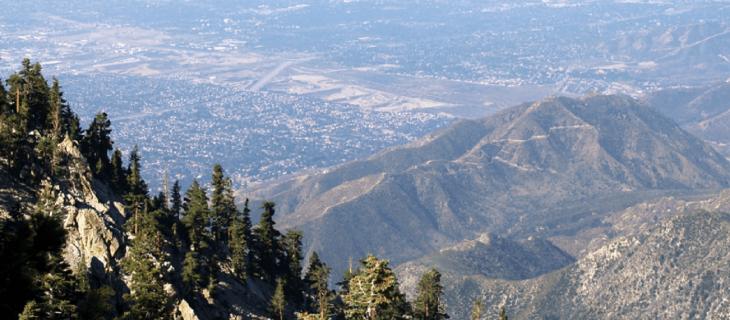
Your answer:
[413,268,448,320]
[228,204,251,282]
[121,209,172,319]
[7,58,51,133]
[125,146,148,235]
[210,164,236,259]
[109,148,127,194]
[253,201,280,281]
[0,78,9,114]
[81,112,113,179]
[170,180,182,221]
[304,252,334,319]
[270,277,287,320]
[282,230,305,306]
[342,255,410,320]
[182,180,210,252]
[182,251,204,293]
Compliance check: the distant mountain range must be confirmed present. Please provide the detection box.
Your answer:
[648,82,730,157]
[249,94,730,278]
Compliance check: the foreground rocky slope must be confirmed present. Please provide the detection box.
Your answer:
[403,190,730,319]
[250,94,730,276]
[451,210,730,319]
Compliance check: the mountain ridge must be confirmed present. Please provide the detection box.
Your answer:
[248,94,730,277]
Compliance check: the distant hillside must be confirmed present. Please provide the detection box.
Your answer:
[648,82,730,157]
[250,94,730,277]
[394,234,574,301]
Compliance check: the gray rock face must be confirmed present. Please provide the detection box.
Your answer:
[55,137,126,275]
[0,137,126,279]
[444,209,730,320]
[250,95,730,276]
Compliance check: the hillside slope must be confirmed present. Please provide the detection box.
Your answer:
[251,95,730,276]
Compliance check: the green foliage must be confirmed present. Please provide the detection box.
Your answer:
[110,148,127,194]
[304,252,334,320]
[7,58,51,133]
[271,277,287,320]
[121,209,173,319]
[210,164,236,249]
[125,146,149,235]
[18,300,42,320]
[81,112,113,180]
[282,229,305,306]
[342,255,410,320]
[182,251,204,293]
[170,180,182,220]
[182,180,209,252]
[413,268,448,320]
[228,199,252,281]
[253,201,281,282]
[470,298,483,320]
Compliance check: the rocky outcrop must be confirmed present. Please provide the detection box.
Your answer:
[55,136,126,277]
[420,192,730,319]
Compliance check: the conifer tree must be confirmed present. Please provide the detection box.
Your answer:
[170,180,182,221]
[271,277,287,320]
[228,207,251,281]
[253,201,280,281]
[110,148,127,194]
[182,251,204,293]
[81,112,113,179]
[470,298,483,320]
[48,78,63,139]
[7,59,51,133]
[282,230,305,306]
[413,268,448,320]
[125,146,148,235]
[210,164,236,257]
[121,209,172,319]
[182,180,209,252]
[0,78,9,114]
[304,252,334,319]
[343,255,410,320]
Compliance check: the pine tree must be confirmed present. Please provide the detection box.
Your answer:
[210,164,236,249]
[170,180,182,221]
[81,112,113,179]
[110,148,127,194]
[121,209,172,319]
[282,229,305,306]
[228,207,251,282]
[48,78,63,139]
[0,78,9,115]
[470,298,483,320]
[253,201,280,281]
[413,268,448,320]
[304,252,334,320]
[270,277,287,320]
[7,58,51,133]
[125,146,148,235]
[343,255,410,320]
[18,300,42,320]
[182,180,209,252]
[182,251,204,293]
